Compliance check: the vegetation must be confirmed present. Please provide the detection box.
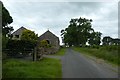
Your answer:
[5,40,36,56]
[73,45,119,66]
[61,17,102,46]
[53,48,66,56]
[2,3,13,27]
[2,2,14,50]
[5,29,38,57]
[61,17,119,66]
[2,35,9,49]
[21,29,38,43]
[2,3,13,35]
[39,40,52,48]
[102,36,120,45]
[2,58,62,78]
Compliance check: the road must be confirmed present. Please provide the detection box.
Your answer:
[61,48,118,78]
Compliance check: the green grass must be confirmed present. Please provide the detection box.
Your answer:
[73,46,119,66]
[2,58,62,78]
[52,48,66,56]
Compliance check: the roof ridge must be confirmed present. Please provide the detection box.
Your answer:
[12,26,27,34]
[39,30,58,38]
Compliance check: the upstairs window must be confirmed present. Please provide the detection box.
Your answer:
[46,40,50,44]
[15,35,19,38]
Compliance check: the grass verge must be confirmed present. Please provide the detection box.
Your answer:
[2,58,62,78]
[52,48,66,56]
[73,46,119,66]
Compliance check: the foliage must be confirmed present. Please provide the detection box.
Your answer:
[102,36,120,45]
[112,38,120,45]
[6,40,36,56]
[2,2,14,50]
[61,17,102,46]
[100,45,119,52]
[2,58,62,78]
[2,35,9,49]
[21,29,38,43]
[2,3,13,35]
[39,40,52,48]
[40,40,48,47]
[73,46,119,66]
[102,36,113,45]
[88,32,102,46]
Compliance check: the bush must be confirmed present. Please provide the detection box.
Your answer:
[74,46,119,65]
[100,45,119,51]
[2,35,9,49]
[5,40,37,57]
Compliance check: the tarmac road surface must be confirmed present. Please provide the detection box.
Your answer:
[61,48,118,78]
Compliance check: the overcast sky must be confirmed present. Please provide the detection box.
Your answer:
[1,0,119,45]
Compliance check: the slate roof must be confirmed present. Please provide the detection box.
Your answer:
[12,27,27,35]
[38,30,59,39]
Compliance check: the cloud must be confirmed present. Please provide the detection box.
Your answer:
[1,0,118,45]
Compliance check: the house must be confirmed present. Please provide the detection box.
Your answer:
[12,27,27,40]
[12,27,60,54]
[38,30,60,54]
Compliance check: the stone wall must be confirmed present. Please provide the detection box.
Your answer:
[38,30,60,53]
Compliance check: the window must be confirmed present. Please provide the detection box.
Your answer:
[46,40,50,44]
[15,35,19,38]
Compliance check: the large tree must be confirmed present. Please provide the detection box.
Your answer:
[2,2,13,49]
[61,17,96,46]
[88,32,102,46]
[2,2,13,35]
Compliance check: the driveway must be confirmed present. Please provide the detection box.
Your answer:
[61,48,118,78]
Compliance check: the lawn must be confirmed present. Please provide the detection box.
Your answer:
[52,48,66,56]
[2,58,62,78]
[73,46,119,66]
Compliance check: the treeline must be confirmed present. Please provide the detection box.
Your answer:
[102,36,120,46]
[61,17,120,47]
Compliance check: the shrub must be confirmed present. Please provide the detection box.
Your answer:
[5,40,36,57]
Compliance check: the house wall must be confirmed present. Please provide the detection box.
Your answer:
[38,31,60,52]
[12,33,22,40]
[12,27,27,40]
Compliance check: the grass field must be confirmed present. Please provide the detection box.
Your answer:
[73,46,119,66]
[2,58,62,78]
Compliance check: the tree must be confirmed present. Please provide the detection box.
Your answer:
[2,3,13,35]
[61,17,95,46]
[88,32,102,46]
[111,38,120,45]
[39,40,49,48]
[20,29,38,60]
[102,36,113,45]
[21,29,38,43]
[2,2,13,50]
[6,30,38,58]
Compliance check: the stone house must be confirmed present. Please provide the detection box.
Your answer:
[38,30,60,54]
[12,27,27,40]
[12,27,60,54]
